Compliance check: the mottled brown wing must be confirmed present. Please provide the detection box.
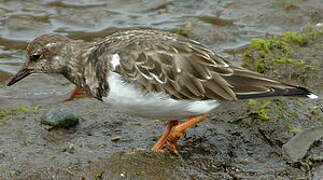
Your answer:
[111,38,238,101]
[85,29,312,101]
[109,35,310,101]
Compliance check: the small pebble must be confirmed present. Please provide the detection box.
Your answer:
[63,143,75,154]
[111,136,121,142]
[316,23,323,27]
[40,107,79,128]
[97,144,107,148]
[0,151,5,158]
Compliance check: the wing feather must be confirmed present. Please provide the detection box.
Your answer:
[111,39,237,101]
[100,29,305,101]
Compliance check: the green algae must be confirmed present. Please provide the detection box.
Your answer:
[0,105,40,125]
[242,28,323,132]
[0,109,10,124]
[285,125,303,133]
[243,30,321,74]
[229,99,272,124]
[247,99,271,121]
[236,98,317,133]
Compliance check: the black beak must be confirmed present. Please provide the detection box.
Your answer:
[7,67,31,86]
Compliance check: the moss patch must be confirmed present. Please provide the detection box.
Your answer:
[232,98,320,133]
[246,99,271,121]
[242,29,322,85]
[0,105,40,125]
[240,26,323,131]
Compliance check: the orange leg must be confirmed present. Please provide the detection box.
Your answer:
[151,114,209,153]
[167,114,209,154]
[64,87,91,101]
[151,120,179,152]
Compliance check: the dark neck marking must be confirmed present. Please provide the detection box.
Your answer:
[63,43,110,100]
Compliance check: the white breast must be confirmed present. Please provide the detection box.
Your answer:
[103,72,220,120]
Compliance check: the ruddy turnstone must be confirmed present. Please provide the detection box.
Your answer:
[7,29,318,153]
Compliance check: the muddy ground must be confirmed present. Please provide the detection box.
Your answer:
[0,0,323,179]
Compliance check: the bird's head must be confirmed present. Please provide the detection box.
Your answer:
[7,33,73,86]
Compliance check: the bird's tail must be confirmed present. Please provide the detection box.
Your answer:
[223,67,318,100]
[235,85,318,99]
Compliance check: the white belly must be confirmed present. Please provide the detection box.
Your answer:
[103,72,220,120]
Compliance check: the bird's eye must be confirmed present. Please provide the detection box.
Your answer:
[30,54,41,61]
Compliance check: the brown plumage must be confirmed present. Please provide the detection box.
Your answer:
[91,29,312,101]
[8,29,314,102]
[6,28,317,153]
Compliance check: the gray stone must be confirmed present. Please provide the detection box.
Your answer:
[40,107,79,128]
[282,126,323,162]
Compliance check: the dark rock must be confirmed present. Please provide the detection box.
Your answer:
[40,107,79,128]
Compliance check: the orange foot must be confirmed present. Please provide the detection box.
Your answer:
[151,114,209,153]
[151,120,179,152]
[64,87,91,101]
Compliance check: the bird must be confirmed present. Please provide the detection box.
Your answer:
[7,29,318,153]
